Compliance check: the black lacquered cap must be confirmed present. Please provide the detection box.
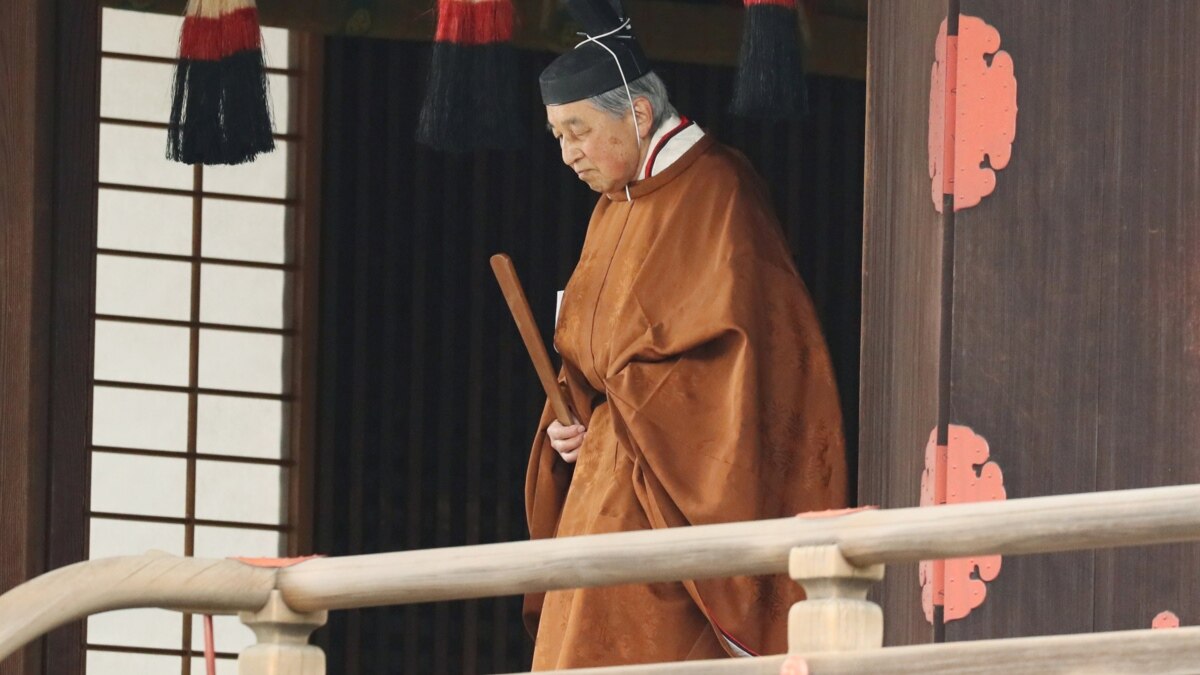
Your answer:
[539,0,651,105]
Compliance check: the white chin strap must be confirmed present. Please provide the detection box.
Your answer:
[576,19,642,202]
[576,19,642,150]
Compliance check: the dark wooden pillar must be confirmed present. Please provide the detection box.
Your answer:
[862,0,1200,646]
[0,1,99,673]
[0,2,56,672]
[43,1,102,672]
[859,0,947,648]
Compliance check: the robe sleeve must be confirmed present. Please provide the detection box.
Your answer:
[601,166,848,654]
[521,365,597,636]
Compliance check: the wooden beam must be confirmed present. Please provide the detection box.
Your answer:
[287,32,325,561]
[857,0,946,648]
[0,555,277,663]
[101,0,867,78]
[275,484,1200,612]
[0,0,55,671]
[526,626,1200,674]
[42,0,101,672]
[1,485,1199,663]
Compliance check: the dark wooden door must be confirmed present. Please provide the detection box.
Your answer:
[862,0,1200,646]
[859,0,948,648]
[948,0,1200,642]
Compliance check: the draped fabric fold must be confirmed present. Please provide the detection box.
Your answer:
[524,136,847,668]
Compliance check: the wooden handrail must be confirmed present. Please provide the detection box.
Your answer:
[520,626,1200,674]
[1,483,1199,664]
[0,554,274,662]
[275,483,1200,612]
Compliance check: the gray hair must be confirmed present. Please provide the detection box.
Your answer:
[586,71,678,133]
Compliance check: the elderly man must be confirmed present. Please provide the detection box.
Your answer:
[522,0,848,668]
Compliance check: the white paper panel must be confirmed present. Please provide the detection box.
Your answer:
[195,461,285,525]
[190,656,239,675]
[196,395,287,459]
[200,265,289,329]
[95,255,191,321]
[198,330,288,394]
[88,609,181,650]
[94,321,190,387]
[87,650,181,675]
[204,141,291,199]
[101,8,184,58]
[193,526,283,560]
[89,517,185,559]
[90,453,186,518]
[202,199,290,264]
[190,614,256,654]
[99,123,193,190]
[92,386,188,452]
[268,73,294,134]
[97,188,193,256]
[100,57,173,124]
[261,26,291,69]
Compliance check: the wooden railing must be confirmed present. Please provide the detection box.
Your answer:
[2,483,1199,673]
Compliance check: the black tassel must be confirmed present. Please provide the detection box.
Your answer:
[219,49,276,163]
[416,43,522,153]
[169,51,275,165]
[731,4,808,120]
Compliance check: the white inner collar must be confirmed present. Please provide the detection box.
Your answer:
[637,115,705,180]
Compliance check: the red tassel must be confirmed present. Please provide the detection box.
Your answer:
[179,8,263,61]
[168,0,275,165]
[434,0,514,45]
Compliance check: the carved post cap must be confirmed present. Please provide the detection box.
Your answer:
[789,544,885,600]
[238,590,328,675]
[787,545,885,654]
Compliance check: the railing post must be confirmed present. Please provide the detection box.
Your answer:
[787,544,885,653]
[238,590,328,675]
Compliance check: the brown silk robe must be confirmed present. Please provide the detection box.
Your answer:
[524,135,847,669]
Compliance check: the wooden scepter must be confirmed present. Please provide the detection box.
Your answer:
[490,254,573,425]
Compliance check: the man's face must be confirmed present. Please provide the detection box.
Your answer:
[546,100,642,194]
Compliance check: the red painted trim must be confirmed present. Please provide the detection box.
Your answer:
[779,656,811,675]
[919,426,1006,623]
[715,620,760,657]
[951,16,1018,211]
[929,15,1018,212]
[233,554,323,568]
[941,36,958,197]
[644,117,692,179]
[928,19,951,212]
[795,505,878,518]
[694,595,761,657]
[1153,611,1181,629]
[203,615,216,675]
[745,0,796,8]
[932,439,948,614]
[435,0,514,45]
[179,8,262,62]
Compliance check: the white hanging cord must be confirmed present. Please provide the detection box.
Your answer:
[576,18,642,148]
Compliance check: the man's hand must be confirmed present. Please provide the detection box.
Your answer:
[547,419,587,464]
